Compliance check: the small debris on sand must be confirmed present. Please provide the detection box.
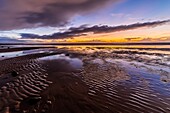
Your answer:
[11,71,19,77]
[26,97,41,106]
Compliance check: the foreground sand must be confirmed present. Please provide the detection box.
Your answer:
[0,46,170,113]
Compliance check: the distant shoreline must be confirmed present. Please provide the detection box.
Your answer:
[0,42,170,45]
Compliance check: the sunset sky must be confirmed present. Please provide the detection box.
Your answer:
[0,0,170,43]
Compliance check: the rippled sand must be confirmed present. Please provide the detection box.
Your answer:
[0,45,170,113]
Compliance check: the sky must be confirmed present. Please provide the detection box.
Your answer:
[0,0,170,43]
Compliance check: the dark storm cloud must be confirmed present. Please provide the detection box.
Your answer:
[21,33,40,39]
[69,19,170,34]
[21,19,170,39]
[0,0,119,30]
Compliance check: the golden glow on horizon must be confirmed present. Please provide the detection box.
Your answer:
[43,25,170,43]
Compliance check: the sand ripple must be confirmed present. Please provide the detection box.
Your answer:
[71,58,170,113]
[1,48,170,113]
[0,56,52,112]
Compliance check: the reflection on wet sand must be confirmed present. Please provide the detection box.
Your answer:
[0,45,170,113]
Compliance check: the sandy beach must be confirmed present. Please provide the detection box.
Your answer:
[1,0,170,112]
[0,45,170,113]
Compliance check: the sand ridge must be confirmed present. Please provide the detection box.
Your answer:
[0,53,53,112]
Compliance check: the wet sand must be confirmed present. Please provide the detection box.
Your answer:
[0,46,170,113]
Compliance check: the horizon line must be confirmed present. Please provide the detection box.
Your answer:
[0,42,170,45]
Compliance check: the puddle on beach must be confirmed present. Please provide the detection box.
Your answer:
[0,51,23,60]
[0,49,52,60]
[39,54,83,72]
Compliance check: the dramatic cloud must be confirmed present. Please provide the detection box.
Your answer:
[0,0,119,30]
[125,37,141,41]
[21,33,40,39]
[125,36,170,42]
[140,37,170,42]
[0,37,25,43]
[21,19,170,39]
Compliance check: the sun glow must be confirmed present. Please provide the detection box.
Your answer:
[55,25,170,43]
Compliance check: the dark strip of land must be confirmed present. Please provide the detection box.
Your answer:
[0,42,170,45]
